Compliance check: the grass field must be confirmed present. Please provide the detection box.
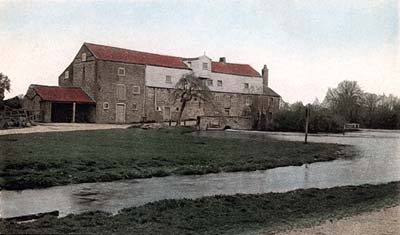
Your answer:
[0,127,354,190]
[1,182,399,234]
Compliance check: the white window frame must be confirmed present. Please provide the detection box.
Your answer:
[132,86,141,95]
[118,67,126,76]
[103,102,110,110]
[217,80,223,87]
[165,75,172,84]
[132,103,138,111]
[82,53,87,62]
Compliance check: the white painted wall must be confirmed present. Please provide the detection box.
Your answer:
[145,65,191,88]
[209,72,263,94]
[186,55,212,78]
[145,63,263,95]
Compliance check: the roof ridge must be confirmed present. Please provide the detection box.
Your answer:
[84,42,183,59]
[212,61,253,66]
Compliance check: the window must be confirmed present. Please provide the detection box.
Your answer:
[132,86,140,95]
[103,102,110,110]
[246,96,252,105]
[156,106,162,111]
[176,107,180,111]
[217,80,223,87]
[132,103,138,111]
[244,83,249,89]
[116,84,126,100]
[202,62,208,70]
[81,53,87,62]
[207,79,213,86]
[64,71,69,79]
[165,75,172,84]
[118,67,125,76]
[224,108,230,116]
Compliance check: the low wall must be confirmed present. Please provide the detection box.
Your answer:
[199,116,252,130]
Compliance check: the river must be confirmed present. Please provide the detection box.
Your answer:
[1,129,399,218]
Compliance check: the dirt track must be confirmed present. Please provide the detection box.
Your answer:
[0,123,131,135]
[273,205,400,235]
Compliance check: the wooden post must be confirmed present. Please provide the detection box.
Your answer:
[72,102,76,123]
[304,105,310,144]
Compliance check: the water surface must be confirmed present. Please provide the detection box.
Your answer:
[1,129,399,218]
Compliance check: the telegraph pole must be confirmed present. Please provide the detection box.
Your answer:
[304,104,310,144]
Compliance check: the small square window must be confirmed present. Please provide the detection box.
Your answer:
[207,79,213,86]
[217,80,223,87]
[224,108,230,116]
[118,67,125,76]
[202,63,208,70]
[103,102,109,110]
[82,53,87,62]
[244,83,249,89]
[133,86,140,95]
[165,75,172,84]
[64,71,69,79]
[132,103,138,110]
[156,106,162,111]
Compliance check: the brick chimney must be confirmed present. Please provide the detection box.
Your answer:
[219,57,226,63]
[262,64,268,93]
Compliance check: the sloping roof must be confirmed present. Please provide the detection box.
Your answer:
[31,85,95,103]
[211,61,261,77]
[84,43,261,77]
[264,87,280,97]
[85,43,189,69]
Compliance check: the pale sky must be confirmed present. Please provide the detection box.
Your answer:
[0,0,399,103]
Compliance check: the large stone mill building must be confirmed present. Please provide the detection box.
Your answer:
[24,42,280,129]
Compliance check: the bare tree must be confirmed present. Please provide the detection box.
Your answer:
[324,80,363,122]
[0,73,11,101]
[172,72,213,126]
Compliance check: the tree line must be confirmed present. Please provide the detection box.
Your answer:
[271,80,400,133]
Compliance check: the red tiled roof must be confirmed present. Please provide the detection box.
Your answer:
[31,85,95,103]
[84,43,261,77]
[85,43,189,69]
[211,61,261,77]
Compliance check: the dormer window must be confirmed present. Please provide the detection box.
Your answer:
[202,62,208,70]
[118,67,125,76]
[81,53,87,62]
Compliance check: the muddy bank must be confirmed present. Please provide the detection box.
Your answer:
[1,182,399,234]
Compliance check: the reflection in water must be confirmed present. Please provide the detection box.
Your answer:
[1,130,399,218]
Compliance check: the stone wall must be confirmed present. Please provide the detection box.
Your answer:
[198,116,252,130]
[95,61,146,123]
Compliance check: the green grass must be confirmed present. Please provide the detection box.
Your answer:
[1,182,399,234]
[0,127,354,190]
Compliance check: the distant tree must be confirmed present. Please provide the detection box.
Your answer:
[324,80,363,122]
[172,73,213,126]
[0,73,11,101]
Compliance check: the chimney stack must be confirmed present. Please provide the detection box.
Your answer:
[262,64,269,93]
[219,57,226,63]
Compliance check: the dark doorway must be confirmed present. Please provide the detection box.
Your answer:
[51,103,95,123]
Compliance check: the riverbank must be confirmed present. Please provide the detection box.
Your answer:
[0,127,354,190]
[1,182,399,234]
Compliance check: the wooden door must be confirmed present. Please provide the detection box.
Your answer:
[116,103,126,123]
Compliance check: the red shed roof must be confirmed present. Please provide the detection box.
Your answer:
[31,85,95,103]
[211,61,261,77]
[85,43,189,69]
